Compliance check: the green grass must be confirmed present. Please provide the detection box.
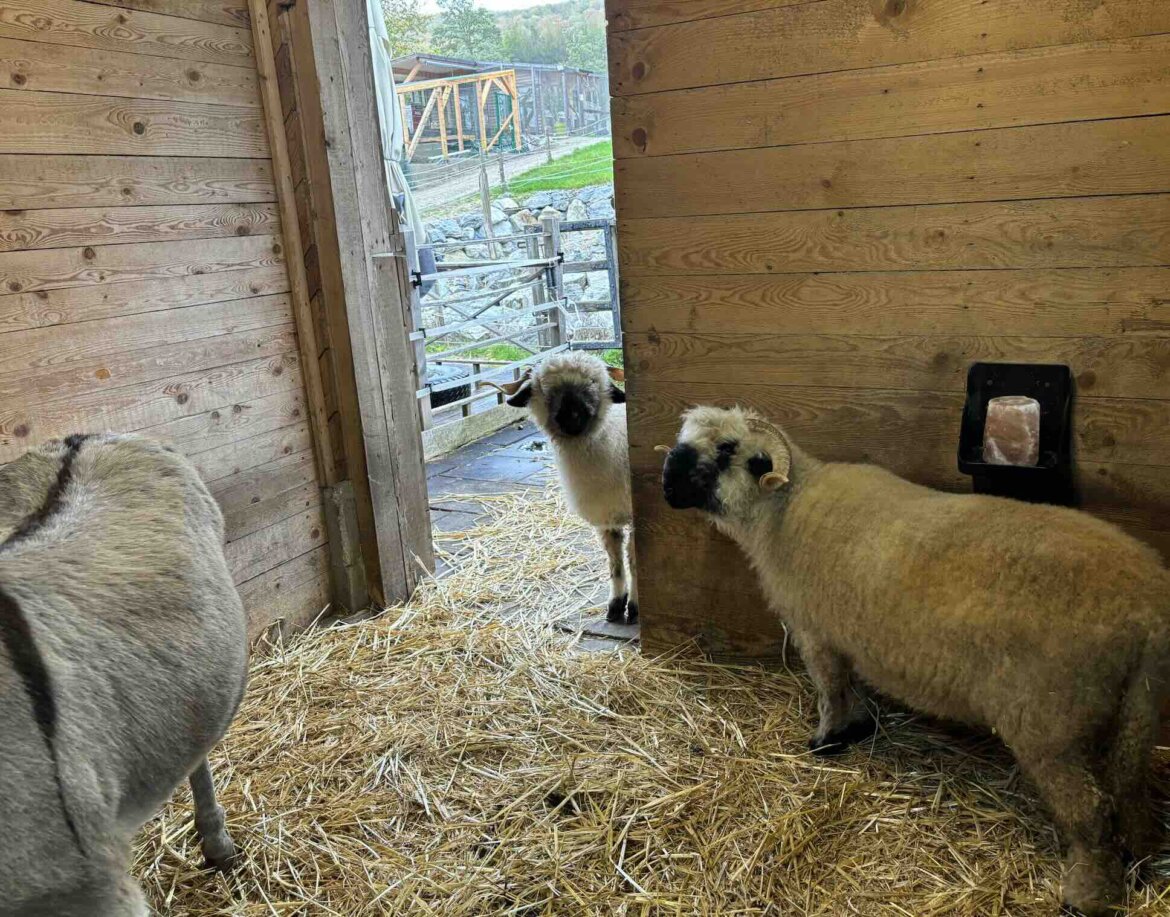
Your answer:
[506,141,613,196]
[428,341,624,368]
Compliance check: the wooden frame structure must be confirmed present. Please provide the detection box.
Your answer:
[397,69,523,161]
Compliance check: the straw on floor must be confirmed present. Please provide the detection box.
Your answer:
[134,486,1170,916]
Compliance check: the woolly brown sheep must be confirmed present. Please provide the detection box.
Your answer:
[660,405,1170,917]
[0,434,248,916]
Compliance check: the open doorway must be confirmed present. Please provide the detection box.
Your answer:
[372,0,636,648]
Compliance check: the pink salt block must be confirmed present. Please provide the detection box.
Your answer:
[983,395,1040,466]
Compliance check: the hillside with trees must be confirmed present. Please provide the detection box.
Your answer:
[382,0,606,72]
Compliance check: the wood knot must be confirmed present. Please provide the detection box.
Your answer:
[820,178,832,189]
[132,121,146,135]
[211,411,220,420]
[176,392,189,405]
[272,243,283,255]
[7,281,21,292]
[13,423,29,438]
[631,127,648,152]
[11,73,26,87]
[310,528,321,540]
[283,445,293,454]
[233,404,243,414]
[1077,370,1097,391]
[236,225,251,236]
[187,69,202,82]
[95,368,111,380]
[82,246,96,260]
[631,61,647,81]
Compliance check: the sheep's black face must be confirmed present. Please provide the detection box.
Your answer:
[663,443,724,514]
[548,384,599,438]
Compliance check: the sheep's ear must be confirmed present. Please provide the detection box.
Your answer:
[606,366,625,383]
[609,384,626,404]
[505,381,533,408]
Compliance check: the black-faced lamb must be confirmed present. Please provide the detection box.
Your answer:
[0,433,248,916]
[660,405,1170,917]
[483,352,637,624]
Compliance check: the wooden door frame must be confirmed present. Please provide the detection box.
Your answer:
[260,0,433,610]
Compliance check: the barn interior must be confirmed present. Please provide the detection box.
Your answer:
[2,0,1170,913]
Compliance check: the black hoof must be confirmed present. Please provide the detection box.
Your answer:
[606,595,628,623]
[808,718,876,757]
[625,602,638,625]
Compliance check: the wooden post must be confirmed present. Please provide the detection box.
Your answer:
[526,226,553,349]
[540,210,566,346]
[508,72,522,151]
[306,0,435,601]
[403,228,433,432]
[604,220,621,344]
[477,79,489,150]
[560,67,569,131]
[453,83,465,152]
[436,85,449,159]
[530,66,540,132]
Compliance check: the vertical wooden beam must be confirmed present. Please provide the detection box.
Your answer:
[453,84,465,151]
[407,86,440,160]
[561,67,569,130]
[477,79,489,150]
[437,85,449,159]
[399,93,412,154]
[307,0,434,601]
[509,72,522,150]
[247,0,334,486]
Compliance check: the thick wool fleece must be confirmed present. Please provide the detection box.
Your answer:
[671,406,1170,917]
[0,434,248,916]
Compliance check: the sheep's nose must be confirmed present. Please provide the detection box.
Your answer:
[555,405,588,436]
[662,444,713,510]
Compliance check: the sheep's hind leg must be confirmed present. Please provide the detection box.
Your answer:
[799,637,874,756]
[600,528,628,623]
[1020,752,1123,917]
[190,758,237,871]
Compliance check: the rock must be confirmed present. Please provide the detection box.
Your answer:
[565,198,589,222]
[511,208,540,229]
[489,204,507,223]
[436,217,462,239]
[424,223,447,244]
[523,191,554,210]
[587,199,615,221]
[497,196,519,213]
[458,212,483,229]
[492,219,511,237]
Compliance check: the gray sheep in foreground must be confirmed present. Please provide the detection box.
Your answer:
[0,433,248,916]
[484,351,637,624]
[660,405,1170,917]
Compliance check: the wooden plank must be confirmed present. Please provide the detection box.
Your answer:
[147,388,305,465]
[0,89,268,157]
[80,0,250,30]
[626,380,1170,474]
[192,420,312,482]
[248,0,333,488]
[616,115,1170,218]
[0,233,284,297]
[0,0,253,67]
[0,36,259,107]
[224,478,316,542]
[617,194,1170,276]
[308,0,433,602]
[0,155,273,210]
[0,351,298,462]
[210,447,316,520]
[625,331,1170,401]
[605,0,816,32]
[236,544,330,641]
[0,299,294,402]
[0,203,279,253]
[226,501,326,584]
[621,268,1170,337]
[0,264,288,333]
[613,34,1170,158]
[608,0,1170,95]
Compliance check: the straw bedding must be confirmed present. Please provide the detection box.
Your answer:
[135,486,1170,915]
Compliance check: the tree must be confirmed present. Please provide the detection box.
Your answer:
[563,9,606,72]
[431,0,501,60]
[382,0,432,58]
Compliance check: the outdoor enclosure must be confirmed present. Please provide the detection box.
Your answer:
[609,0,1170,656]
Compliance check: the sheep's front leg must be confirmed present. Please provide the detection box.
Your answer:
[624,527,639,625]
[600,527,628,623]
[799,637,873,756]
[189,758,237,871]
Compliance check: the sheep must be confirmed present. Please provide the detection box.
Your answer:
[0,433,248,916]
[483,352,638,624]
[659,405,1170,917]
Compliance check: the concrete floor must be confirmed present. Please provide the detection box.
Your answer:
[426,419,639,652]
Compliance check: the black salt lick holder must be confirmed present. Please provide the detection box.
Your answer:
[957,362,1076,507]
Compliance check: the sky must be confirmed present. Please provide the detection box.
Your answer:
[418,0,553,10]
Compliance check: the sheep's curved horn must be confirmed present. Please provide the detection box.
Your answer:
[477,368,532,396]
[744,416,793,492]
[654,444,672,454]
[606,366,626,383]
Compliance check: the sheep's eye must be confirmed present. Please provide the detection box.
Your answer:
[748,454,773,478]
[715,440,737,471]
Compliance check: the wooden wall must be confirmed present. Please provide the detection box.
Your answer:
[0,0,330,639]
[608,0,1170,656]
